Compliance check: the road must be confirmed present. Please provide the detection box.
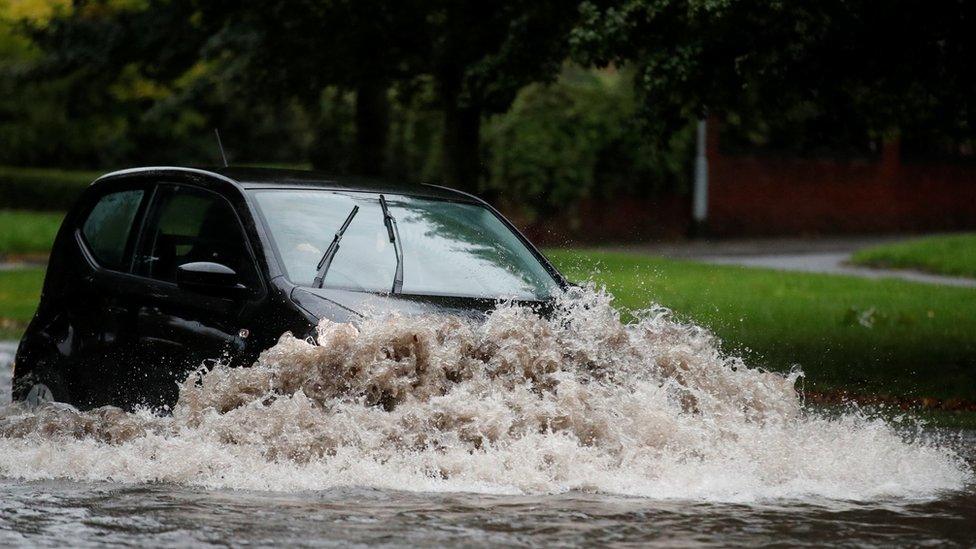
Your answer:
[608,235,976,288]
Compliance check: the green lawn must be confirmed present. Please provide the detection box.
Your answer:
[0,268,44,340]
[0,210,62,257]
[547,249,976,401]
[851,233,976,278]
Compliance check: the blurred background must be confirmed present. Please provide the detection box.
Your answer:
[1,0,975,420]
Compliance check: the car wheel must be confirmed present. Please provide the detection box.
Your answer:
[26,383,55,409]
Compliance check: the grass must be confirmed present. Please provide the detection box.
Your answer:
[851,233,976,278]
[0,268,44,340]
[0,210,62,257]
[546,249,976,401]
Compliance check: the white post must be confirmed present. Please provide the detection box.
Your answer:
[692,119,709,227]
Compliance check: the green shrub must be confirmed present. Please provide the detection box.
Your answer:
[483,67,694,220]
[0,166,98,210]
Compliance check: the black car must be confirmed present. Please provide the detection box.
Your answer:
[12,167,566,410]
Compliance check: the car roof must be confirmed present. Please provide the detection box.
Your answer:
[93,166,477,202]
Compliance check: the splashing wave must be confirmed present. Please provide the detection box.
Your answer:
[0,287,969,501]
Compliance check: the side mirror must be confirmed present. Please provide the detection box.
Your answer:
[176,262,245,296]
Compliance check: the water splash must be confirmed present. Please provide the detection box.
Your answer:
[0,287,969,501]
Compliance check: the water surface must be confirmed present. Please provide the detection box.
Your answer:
[2,476,975,546]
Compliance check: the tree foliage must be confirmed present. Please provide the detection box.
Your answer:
[12,0,976,217]
[572,0,976,141]
[5,0,312,166]
[423,0,584,191]
[19,0,585,190]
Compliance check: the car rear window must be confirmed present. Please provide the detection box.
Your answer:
[81,189,144,271]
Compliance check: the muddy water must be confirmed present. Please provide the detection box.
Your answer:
[1,290,975,546]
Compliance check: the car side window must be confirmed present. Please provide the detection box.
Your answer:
[81,189,145,271]
[139,185,257,286]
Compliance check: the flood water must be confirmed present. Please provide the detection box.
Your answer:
[1,291,975,547]
[2,478,976,547]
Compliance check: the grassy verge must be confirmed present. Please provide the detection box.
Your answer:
[0,210,62,257]
[547,249,976,402]
[850,233,976,278]
[0,268,44,340]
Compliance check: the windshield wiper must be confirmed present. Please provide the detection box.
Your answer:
[312,204,359,288]
[379,194,404,294]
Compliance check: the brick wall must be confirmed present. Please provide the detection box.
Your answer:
[513,192,692,246]
[706,121,976,236]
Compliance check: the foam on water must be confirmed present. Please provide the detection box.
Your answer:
[0,287,969,501]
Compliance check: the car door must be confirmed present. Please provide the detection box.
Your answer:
[68,184,153,408]
[127,183,264,409]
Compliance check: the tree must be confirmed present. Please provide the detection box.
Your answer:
[207,0,585,190]
[27,0,422,172]
[22,0,264,166]
[571,0,976,142]
[419,0,583,192]
[30,0,586,189]
[193,0,429,175]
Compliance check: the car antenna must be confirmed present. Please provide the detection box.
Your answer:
[214,128,229,167]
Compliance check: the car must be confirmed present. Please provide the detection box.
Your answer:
[11,166,567,411]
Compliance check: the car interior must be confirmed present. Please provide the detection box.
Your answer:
[138,187,256,287]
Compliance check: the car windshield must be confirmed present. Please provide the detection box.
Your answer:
[251,189,560,300]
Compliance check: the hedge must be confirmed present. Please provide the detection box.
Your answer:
[0,166,100,211]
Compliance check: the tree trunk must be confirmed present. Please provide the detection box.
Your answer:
[441,95,483,194]
[353,80,390,177]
